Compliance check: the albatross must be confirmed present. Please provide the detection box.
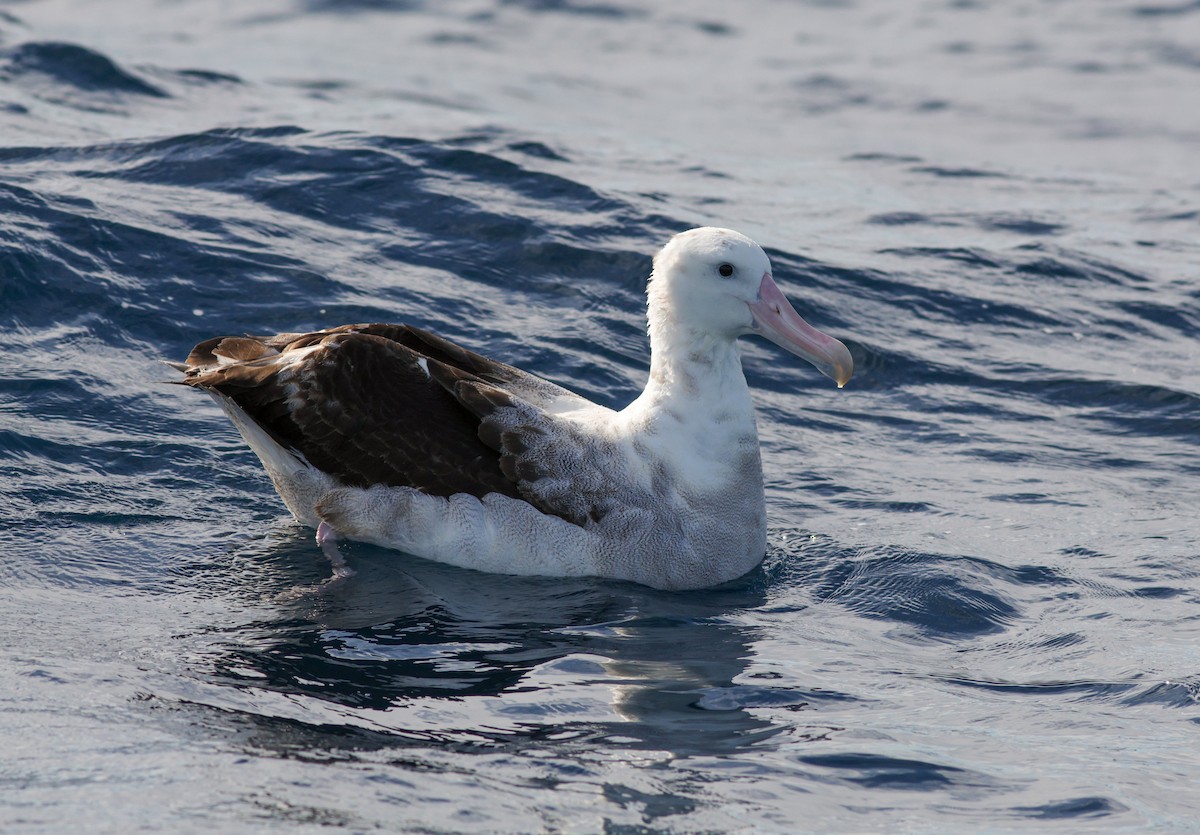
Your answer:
[175,227,853,590]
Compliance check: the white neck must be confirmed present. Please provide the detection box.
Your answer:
[623,314,760,460]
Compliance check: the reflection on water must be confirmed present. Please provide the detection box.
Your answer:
[3,0,1199,827]
[177,528,792,761]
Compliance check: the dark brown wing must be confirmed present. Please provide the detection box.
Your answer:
[254,323,594,411]
[181,327,521,499]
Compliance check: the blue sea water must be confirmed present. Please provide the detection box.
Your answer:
[1,0,1198,830]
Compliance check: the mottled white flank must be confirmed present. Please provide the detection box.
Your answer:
[221,228,852,591]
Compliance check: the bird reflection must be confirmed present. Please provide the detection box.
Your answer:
[183,523,793,759]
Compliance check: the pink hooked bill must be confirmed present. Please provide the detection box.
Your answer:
[746,274,854,388]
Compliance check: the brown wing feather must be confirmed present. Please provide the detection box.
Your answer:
[181,328,522,500]
[179,322,613,527]
[403,361,613,528]
[298,324,594,411]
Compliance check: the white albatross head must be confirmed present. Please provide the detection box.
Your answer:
[647,227,854,387]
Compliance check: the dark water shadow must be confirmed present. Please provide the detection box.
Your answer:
[166,527,793,761]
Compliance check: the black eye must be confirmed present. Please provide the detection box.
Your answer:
[718,263,734,277]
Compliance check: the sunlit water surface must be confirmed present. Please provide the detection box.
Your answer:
[2,0,1198,831]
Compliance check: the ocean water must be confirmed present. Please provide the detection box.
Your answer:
[1,0,1198,830]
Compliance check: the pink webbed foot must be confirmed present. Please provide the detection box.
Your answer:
[315,520,354,579]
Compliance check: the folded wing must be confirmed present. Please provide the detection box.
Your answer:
[179,323,624,527]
